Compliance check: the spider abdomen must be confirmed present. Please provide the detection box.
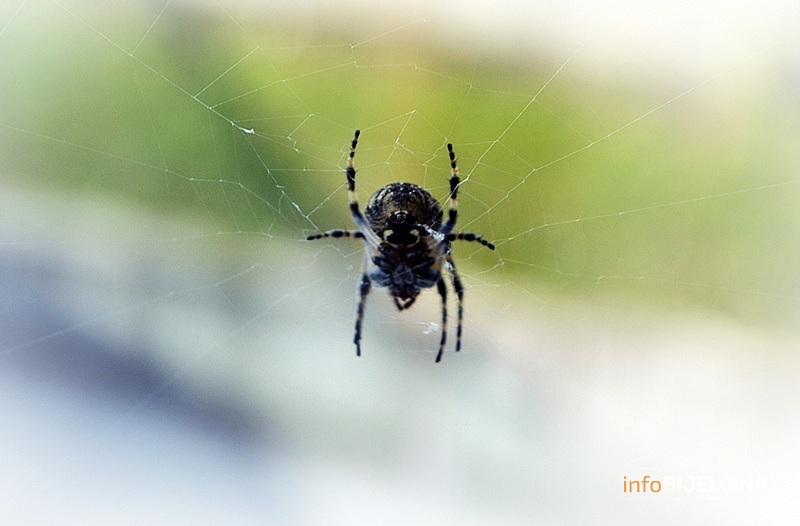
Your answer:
[365,182,443,245]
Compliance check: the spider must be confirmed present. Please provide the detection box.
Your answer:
[307,130,495,362]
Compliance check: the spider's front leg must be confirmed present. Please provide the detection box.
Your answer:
[306,131,381,247]
[344,130,382,248]
[440,144,495,251]
[441,143,460,235]
[346,130,367,226]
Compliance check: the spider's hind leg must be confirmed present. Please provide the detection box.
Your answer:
[435,278,448,362]
[354,273,371,357]
[445,254,465,353]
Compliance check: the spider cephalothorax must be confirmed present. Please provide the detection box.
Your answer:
[307,130,494,362]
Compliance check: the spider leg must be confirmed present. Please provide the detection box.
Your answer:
[439,144,495,251]
[306,229,364,241]
[342,130,382,248]
[445,232,495,250]
[445,254,465,352]
[441,143,460,235]
[354,273,371,357]
[435,278,448,362]
[346,130,362,217]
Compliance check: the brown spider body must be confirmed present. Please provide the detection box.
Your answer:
[365,182,444,307]
[307,131,494,362]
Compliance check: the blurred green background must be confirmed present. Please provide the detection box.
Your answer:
[2,1,799,524]
[3,0,798,323]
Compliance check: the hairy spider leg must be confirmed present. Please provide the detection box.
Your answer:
[347,130,375,358]
[346,131,371,234]
[346,130,361,213]
[441,143,460,235]
[306,130,379,246]
[306,230,364,241]
[354,272,371,357]
[445,232,495,250]
[440,144,496,251]
[343,130,382,248]
[435,278,448,362]
[446,253,465,352]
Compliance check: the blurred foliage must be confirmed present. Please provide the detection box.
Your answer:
[1,1,798,322]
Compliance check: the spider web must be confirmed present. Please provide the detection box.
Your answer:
[1,0,799,524]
